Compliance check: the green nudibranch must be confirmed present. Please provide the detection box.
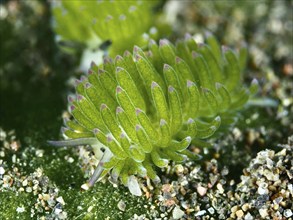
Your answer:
[49,34,258,196]
[51,0,161,55]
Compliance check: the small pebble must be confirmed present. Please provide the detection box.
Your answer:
[22,179,28,187]
[87,205,93,212]
[208,207,215,214]
[175,164,184,175]
[35,149,44,157]
[0,151,5,157]
[244,212,253,220]
[257,186,268,195]
[284,209,292,218]
[67,157,74,163]
[263,169,279,181]
[172,206,185,219]
[259,208,268,218]
[241,203,250,211]
[236,210,244,218]
[216,183,224,194]
[54,208,62,214]
[231,205,239,213]
[0,166,5,175]
[16,206,25,213]
[81,183,89,190]
[43,194,50,201]
[195,210,206,216]
[117,200,126,212]
[197,185,207,196]
[56,196,65,206]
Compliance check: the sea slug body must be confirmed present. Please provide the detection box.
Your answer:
[49,34,257,196]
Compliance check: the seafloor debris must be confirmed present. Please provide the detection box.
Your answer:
[234,146,293,219]
[148,136,292,220]
[0,127,21,152]
[0,166,67,219]
[0,127,67,219]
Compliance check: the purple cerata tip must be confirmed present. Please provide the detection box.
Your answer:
[116,106,123,114]
[115,55,123,62]
[116,67,124,73]
[116,86,123,93]
[70,105,75,111]
[163,63,171,70]
[151,81,158,89]
[100,103,107,110]
[135,108,142,115]
[168,86,175,92]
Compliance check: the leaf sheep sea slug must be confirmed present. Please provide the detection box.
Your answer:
[49,34,258,196]
[51,0,161,55]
